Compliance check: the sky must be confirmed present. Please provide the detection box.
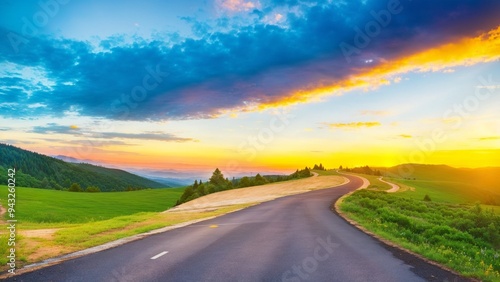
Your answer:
[0,0,499,177]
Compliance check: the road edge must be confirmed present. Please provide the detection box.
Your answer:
[332,174,477,282]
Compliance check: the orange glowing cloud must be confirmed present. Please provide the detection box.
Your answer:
[325,121,381,129]
[257,25,500,110]
[217,0,260,12]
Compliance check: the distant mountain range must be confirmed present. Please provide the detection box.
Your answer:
[0,143,167,191]
[52,155,196,187]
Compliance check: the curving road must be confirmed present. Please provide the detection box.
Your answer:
[378,177,400,193]
[5,175,467,282]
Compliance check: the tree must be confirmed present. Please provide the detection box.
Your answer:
[41,177,49,188]
[68,183,83,192]
[254,173,268,185]
[209,168,226,186]
[238,176,251,188]
[86,186,101,192]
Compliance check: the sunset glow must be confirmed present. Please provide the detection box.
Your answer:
[1,0,499,177]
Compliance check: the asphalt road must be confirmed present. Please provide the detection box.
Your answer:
[5,175,468,282]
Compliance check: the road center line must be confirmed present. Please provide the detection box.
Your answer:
[150,251,169,260]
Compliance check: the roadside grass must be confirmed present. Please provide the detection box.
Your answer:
[312,169,340,176]
[54,204,252,249]
[0,186,185,223]
[340,190,500,281]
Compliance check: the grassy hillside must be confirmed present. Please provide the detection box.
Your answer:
[339,165,500,281]
[0,144,165,191]
[340,190,500,281]
[0,185,184,224]
[380,164,500,205]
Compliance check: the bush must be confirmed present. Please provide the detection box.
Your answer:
[86,186,101,193]
[68,183,83,192]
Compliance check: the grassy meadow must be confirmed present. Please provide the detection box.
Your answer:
[340,190,500,281]
[339,166,500,281]
[0,186,185,224]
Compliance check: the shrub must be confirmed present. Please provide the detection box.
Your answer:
[68,183,83,192]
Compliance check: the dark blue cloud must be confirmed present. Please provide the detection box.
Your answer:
[30,123,195,142]
[31,123,82,135]
[0,0,499,120]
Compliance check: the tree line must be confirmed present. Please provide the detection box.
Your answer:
[176,167,312,206]
[339,165,382,176]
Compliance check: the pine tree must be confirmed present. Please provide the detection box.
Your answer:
[209,168,226,186]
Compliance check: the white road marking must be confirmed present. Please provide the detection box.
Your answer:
[151,251,169,260]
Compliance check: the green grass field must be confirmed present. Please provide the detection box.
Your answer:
[0,186,185,225]
[380,164,499,205]
[390,179,471,203]
[340,190,500,281]
[339,167,500,281]
[312,169,340,176]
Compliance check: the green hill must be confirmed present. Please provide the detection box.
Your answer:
[379,164,500,205]
[0,143,166,191]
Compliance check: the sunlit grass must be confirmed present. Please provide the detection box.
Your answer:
[0,185,185,223]
[340,189,500,281]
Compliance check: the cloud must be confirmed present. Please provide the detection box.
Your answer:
[324,121,381,129]
[31,123,81,135]
[360,110,389,117]
[30,124,195,143]
[96,132,196,142]
[476,85,500,90]
[0,1,499,121]
[66,140,135,147]
[479,136,500,141]
[1,139,37,145]
[216,0,261,12]
[398,134,412,139]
